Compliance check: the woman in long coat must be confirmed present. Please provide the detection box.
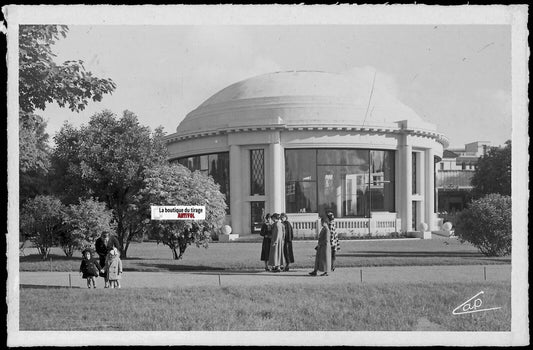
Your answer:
[268,213,285,272]
[260,214,273,271]
[280,213,295,271]
[309,217,331,276]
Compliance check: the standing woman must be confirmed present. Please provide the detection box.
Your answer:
[309,217,332,276]
[326,211,340,271]
[268,213,285,272]
[280,213,295,271]
[260,214,273,271]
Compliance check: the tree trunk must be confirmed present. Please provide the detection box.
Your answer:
[39,246,50,260]
[172,247,179,260]
[116,210,128,259]
[123,239,130,259]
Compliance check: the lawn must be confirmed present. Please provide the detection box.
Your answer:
[19,281,511,331]
[19,238,511,273]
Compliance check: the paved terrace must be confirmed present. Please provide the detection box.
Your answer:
[19,264,511,289]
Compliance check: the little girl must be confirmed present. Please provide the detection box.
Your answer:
[104,247,123,288]
[79,249,101,288]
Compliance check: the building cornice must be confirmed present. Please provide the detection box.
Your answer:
[164,124,449,148]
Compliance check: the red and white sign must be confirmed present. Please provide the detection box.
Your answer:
[151,206,206,220]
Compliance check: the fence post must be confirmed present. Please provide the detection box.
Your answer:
[218,274,221,286]
[69,273,72,288]
[49,257,52,272]
[360,269,363,283]
[484,267,487,281]
[369,218,376,237]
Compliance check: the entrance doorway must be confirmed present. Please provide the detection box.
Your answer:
[250,201,265,234]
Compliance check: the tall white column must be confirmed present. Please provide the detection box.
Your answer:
[229,144,243,234]
[401,144,413,232]
[269,142,283,214]
[425,148,435,231]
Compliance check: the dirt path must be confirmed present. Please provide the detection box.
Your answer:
[19,264,511,289]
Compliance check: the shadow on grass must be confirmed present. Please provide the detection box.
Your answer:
[20,254,79,262]
[336,250,489,258]
[481,257,512,263]
[20,284,81,289]
[192,270,314,277]
[124,263,226,272]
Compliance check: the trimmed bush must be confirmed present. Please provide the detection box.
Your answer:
[454,193,511,256]
[20,195,64,260]
[61,198,116,257]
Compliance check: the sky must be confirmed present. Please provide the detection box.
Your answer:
[39,25,512,148]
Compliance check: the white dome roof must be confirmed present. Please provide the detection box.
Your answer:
[176,71,432,135]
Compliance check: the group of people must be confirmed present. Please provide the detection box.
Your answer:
[79,231,123,288]
[79,213,341,287]
[259,211,340,276]
[260,213,295,272]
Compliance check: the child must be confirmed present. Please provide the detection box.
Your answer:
[104,247,123,288]
[79,249,101,288]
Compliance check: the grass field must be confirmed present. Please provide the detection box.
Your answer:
[20,238,510,272]
[19,281,511,331]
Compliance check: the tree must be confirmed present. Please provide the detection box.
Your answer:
[19,112,50,174]
[18,25,116,176]
[454,193,512,256]
[471,140,511,199]
[60,198,116,257]
[52,110,168,257]
[20,195,64,260]
[19,25,116,115]
[139,164,227,260]
[19,112,55,205]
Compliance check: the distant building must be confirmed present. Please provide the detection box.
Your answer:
[436,141,490,212]
[165,71,448,237]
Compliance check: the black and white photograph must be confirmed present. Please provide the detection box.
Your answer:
[5,4,529,347]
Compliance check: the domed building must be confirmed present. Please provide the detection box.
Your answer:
[165,71,448,238]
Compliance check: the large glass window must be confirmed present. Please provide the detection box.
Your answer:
[370,150,395,212]
[174,152,230,213]
[286,149,316,181]
[285,149,316,213]
[285,181,317,213]
[412,152,418,194]
[285,149,395,217]
[250,149,265,195]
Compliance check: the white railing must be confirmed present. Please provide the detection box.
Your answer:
[287,213,401,239]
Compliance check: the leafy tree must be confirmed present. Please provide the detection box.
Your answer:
[19,25,116,114]
[139,164,227,260]
[471,140,511,199]
[18,25,116,177]
[20,195,64,260]
[19,112,50,174]
[455,193,512,256]
[19,112,55,205]
[60,198,116,257]
[52,110,168,257]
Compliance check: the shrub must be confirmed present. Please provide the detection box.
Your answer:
[60,198,116,257]
[454,194,511,256]
[139,164,227,260]
[20,195,64,260]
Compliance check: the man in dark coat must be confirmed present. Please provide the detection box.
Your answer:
[95,232,120,270]
[280,213,295,271]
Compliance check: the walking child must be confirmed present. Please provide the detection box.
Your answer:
[79,249,102,288]
[104,247,123,288]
